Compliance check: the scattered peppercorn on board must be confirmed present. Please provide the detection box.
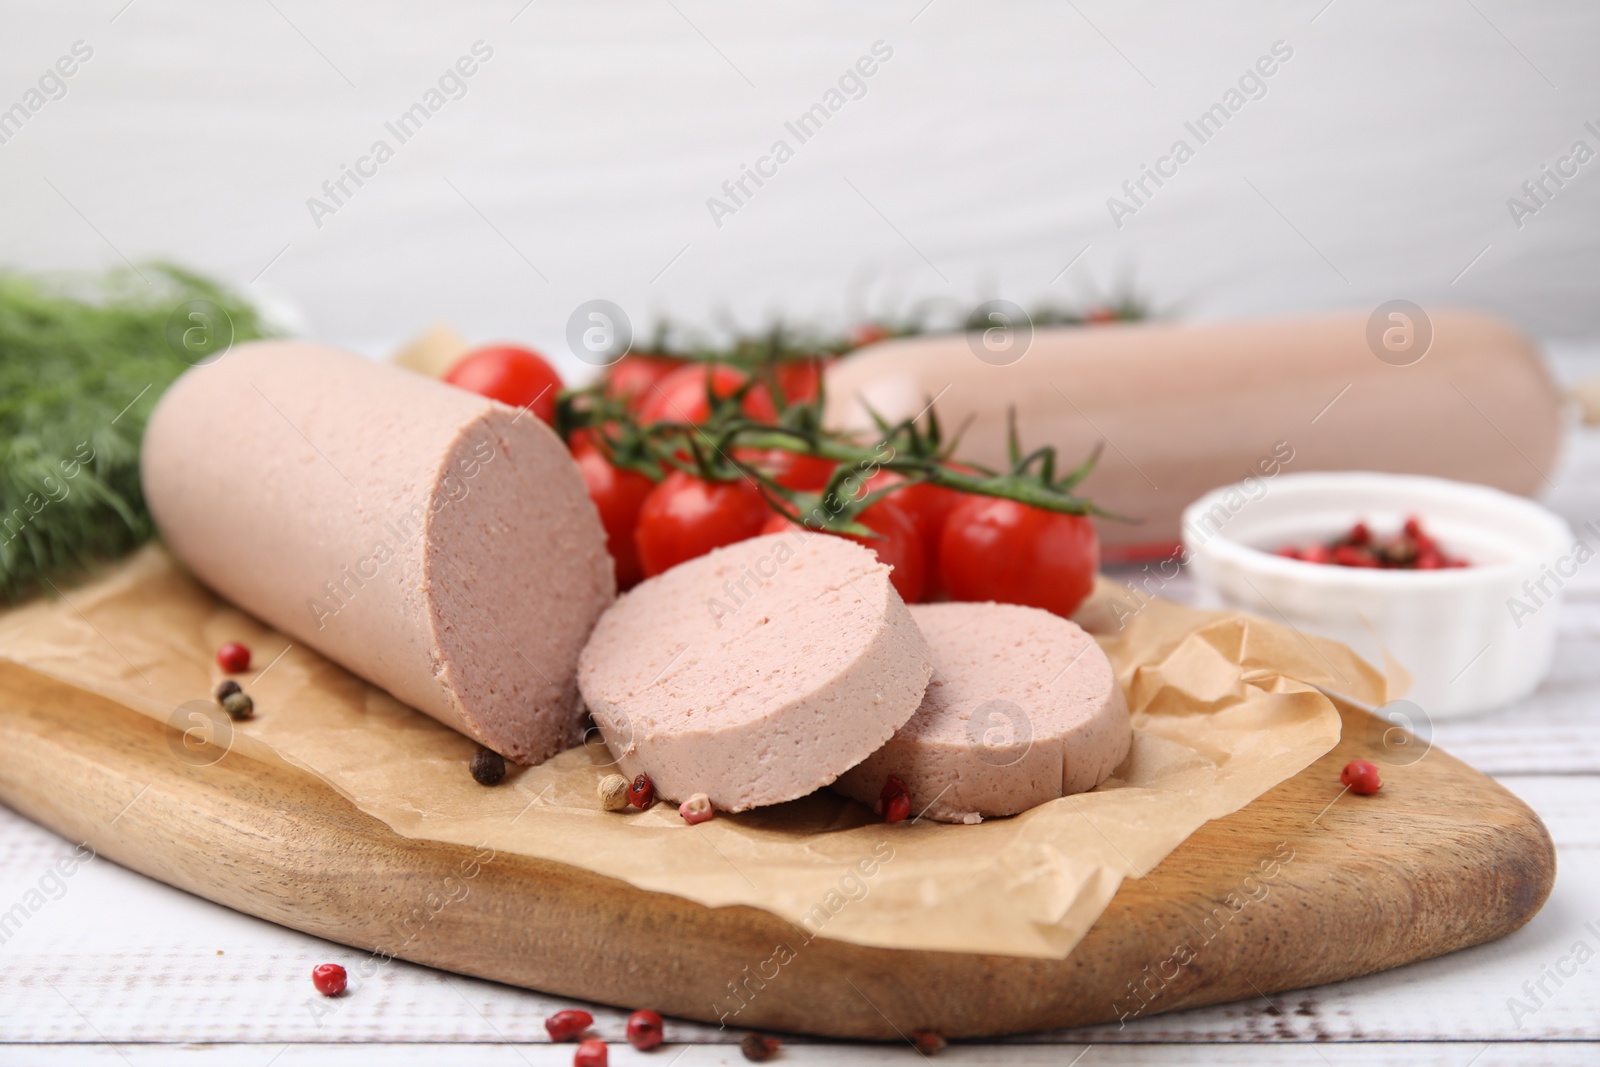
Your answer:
[0,659,1554,1039]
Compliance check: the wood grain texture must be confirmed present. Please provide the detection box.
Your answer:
[0,660,1555,1040]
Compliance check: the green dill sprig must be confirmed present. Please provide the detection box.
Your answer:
[0,264,274,600]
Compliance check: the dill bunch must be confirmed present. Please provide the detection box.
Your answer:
[0,264,273,600]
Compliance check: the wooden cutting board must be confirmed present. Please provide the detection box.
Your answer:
[0,659,1554,1040]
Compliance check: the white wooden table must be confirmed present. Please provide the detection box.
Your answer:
[4,359,1598,1066]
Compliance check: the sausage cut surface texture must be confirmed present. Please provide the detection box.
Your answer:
[833,602,1131,822]
[577,532,933,812]
[141,341,615,763]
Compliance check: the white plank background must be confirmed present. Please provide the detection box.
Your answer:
[3,355,1598,1062]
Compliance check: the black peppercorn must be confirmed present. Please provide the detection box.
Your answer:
[470,747,506,786]
[214,679,241,702]
[220,689,254,721]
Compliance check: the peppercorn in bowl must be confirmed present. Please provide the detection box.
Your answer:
[1181,472,1573,717]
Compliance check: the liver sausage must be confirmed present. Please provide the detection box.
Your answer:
[833,602,1130,822]
[823,311,1562,559]
[141,341,615,763]
[577,531,932,812]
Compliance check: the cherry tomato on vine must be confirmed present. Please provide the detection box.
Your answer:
[740,448,837,491]
[571,441,656,589]
[566,421,627,455]
[761,498,925,603]
[773,356,829,405]
[865,469,968,596]
[603,354,684,411]
[635,470,770,578]
[939,497,1098,618]
[635,363,778,425]
[443,344,563,425]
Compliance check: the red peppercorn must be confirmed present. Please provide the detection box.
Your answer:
[910,1029,947,1054]
[1331,544,1376,568]
[1340,759,1382,795]
[216,641,251,673]
[1280,517,1467,570]
[628,773,655,809]
[545,1009,594,1042]
[878,775,913,824]
[573,1038,608,1067]
[311,963,347,996]
[626,1009,664,1050]
[740,1032,781,1061]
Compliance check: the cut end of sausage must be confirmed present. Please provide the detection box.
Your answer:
[425,406,617,764]
[577,531,933,812]
[833,601,1131,822]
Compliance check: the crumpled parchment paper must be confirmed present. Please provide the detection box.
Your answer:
[0,545,1387,958]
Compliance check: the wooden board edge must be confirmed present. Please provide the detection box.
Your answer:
[0,661,1556,1039]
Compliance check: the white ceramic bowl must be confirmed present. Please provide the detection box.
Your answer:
[1181,472,1575,718]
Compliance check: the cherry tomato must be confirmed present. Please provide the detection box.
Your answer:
[773,356,828,405]
[865,470,968,597]
[939,497,1098,617]
[739,448,836,491]
[635,363,778,425]
[566,421,630,455]
[761,497,925,603]
[635,470,770,578]
[565,426,601,454]
[572,441,656,589]
[603,354,684,411]
[443,344,563,425]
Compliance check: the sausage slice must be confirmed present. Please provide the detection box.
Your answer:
[577,532,932,812]
[833,602,1130,822]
